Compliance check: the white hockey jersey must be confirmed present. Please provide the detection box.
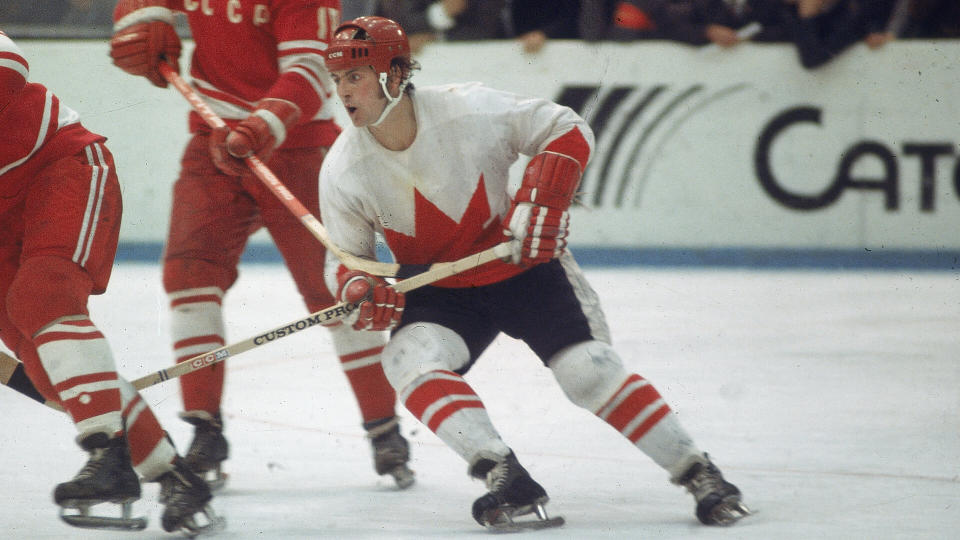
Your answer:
[320,82,594,289]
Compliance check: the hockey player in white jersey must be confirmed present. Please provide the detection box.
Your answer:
[319,16,750,531]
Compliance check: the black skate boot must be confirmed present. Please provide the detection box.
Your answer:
[365,417,415,489]
[469,450,564,532]
[54,432,147,531]
[675,453,750,525]
[155,456,225,536]
[180,411,229,490]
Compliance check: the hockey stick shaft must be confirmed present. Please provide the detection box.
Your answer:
[3,237,507,398]
[0,350,65,411]
[157,62,402,277]
[131,240,512,391]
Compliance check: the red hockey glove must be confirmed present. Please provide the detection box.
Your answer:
[110,1,180,88]
[210,98,301,176]
[336,270,405,332]
[504,203,570,266]
[503,152,582,266]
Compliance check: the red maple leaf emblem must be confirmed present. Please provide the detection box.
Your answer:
[383,175,503,265]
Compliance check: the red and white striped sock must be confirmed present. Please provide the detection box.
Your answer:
[328,323,396,424]
[596,373,701,475]
[34,315,123,439]
[169,287,226,413]
[401,370,509,462]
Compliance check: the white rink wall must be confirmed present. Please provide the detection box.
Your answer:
[17,39,960,265]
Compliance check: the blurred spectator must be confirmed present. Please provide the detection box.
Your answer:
[898,0,960,38]
[60,0,113,27]
[0,1,69,24]
[693,0,795,46]
[508,0,580,53]
[580,1,793,46]
[367,1,579,54]
[374,1,507,53]
[343,0,380,21]
[786,0,900,69]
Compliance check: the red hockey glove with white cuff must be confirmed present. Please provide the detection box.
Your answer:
[337,270,405,332]
[505,203,571,266]
[110,0,181,88]
[503,152,582,266]
[210,98,302,176]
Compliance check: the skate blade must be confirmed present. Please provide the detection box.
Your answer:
[176,505,226,538]
[485,516,565,533]
[59,501,147,531]
[388,465,415,490]
[483,502,565,533]
[709,499,752,526]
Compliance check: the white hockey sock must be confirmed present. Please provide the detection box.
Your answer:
[34,315,123,439]
[168,287,226,361]
[400,370,509,463]
[596,373,702,477]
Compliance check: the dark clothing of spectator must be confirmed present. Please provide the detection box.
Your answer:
[687,0,795,43]
[507,0,580,39]
[376,0,508,40]
[0,1,69,24]
[899,0,960,38]
[581,0,793,45]
[788,0,899,69]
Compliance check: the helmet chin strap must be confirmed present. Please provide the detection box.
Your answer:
[371,71,409,127]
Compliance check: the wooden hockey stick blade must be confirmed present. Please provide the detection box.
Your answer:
[157,62,402,277]
[130,241,513,390]
[0,350,65,411]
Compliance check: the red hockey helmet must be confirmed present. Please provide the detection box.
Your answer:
[325,16,411,75]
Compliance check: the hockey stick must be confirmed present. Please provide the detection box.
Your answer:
[158,62,411,278]
[130,240,512,390]
[0,350,64,411]
[4,231,508,395]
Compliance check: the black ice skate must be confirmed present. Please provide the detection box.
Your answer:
[155,456,225,536]
[366,418,415,489]
[180,411,229,490]
[54,432,147,531]
[469,450,564,532]
[676,453,751,526]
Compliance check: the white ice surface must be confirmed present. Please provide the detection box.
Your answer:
[1,263,957,539]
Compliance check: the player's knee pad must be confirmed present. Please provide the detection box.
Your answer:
[549,340,630,411]
[325,322,387,356]
[381,322,470,393]
[6,256,91,337]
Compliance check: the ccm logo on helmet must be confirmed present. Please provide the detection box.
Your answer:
[328,51,343,59]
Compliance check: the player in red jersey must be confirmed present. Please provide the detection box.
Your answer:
[0,30,220,535]
[108,0,413,488]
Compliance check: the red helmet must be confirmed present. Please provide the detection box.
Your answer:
[325,16,411,74]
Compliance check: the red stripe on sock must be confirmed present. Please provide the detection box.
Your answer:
[53,371,118,393]
[34,330,105,347]
[339,346,385,363]
[605,382,662,432]
[627,404,671,443]
[173,335,225,357]
[425,399,484,432]
[341,362,397,422]
[61,388,122,423]
[125,399,166,466]
[404,371,476,419]
[170,294,222,308]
